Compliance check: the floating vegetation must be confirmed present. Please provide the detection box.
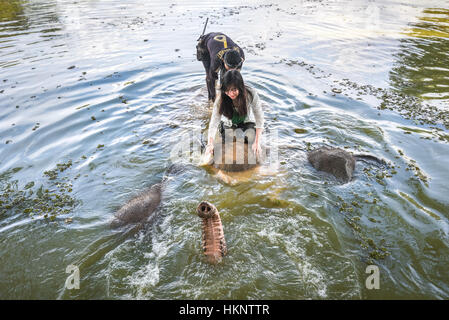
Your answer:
[336,194,391,264]
[279,58,449,132]
[1,160,78,221]
[44,159,73,180]
[395,150,430,185]
[294,128,307,134]
[142,139,155,145]
[306,142,312,151]
[277,58,331,79]
[331,88,342,94]
[335,80,449,130]
[362,148,428,185]
[76,104,90,110]
[119,95,128,104]
[360,163,393,187]
[405,161,429,184]
[24,181,34,189]
[105,72,120,79]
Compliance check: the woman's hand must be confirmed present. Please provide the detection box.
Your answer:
[199,141,214,167]
[205,140,214,155]
[252,128,262,158]
[252,141,261,157]
[206,137,215,155]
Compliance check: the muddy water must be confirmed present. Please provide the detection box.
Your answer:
[0,0,448,299]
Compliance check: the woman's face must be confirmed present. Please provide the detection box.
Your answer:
[225,86,239,100]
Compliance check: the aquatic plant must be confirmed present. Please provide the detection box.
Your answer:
[0,160,78,222]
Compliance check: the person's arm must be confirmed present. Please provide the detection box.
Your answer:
[249,89,264,155]
[254,128,262,148]
[251,89,264,131]
[206,96,221,153]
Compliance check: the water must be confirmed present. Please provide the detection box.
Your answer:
[1,0,448,299]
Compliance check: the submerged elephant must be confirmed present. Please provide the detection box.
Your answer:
[199,130,270,184]
[110,163,185,228]
[307,146,384,183]
[212,139,259,171]
[197,201,227,264]
[110,183,162,228]
[207,140,267,184]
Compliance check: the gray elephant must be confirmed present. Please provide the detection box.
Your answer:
[110,163,185,228]
[308,147,384,183]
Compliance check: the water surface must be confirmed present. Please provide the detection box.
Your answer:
[1,0,448,299]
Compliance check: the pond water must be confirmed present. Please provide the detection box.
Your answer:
[1,0,448,299]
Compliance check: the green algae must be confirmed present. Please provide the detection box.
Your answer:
[294,128,308,134]
[395,150,430,185]
[76,104,90,110]
[24,181,34,189]
[336,193,391,263]
[119,95,128,104]
[280,57,449,132]
[0,0,24,21]
[1,160,78,221]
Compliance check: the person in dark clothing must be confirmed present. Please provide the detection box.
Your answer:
[196,32,245,103]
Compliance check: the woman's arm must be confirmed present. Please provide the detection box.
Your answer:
[206,95,221,153]
[254,128,262,146]
[249,88,264,156]
[252,128,263,156]
[250,88,264,131]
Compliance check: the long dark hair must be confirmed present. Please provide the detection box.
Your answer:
[219,70,253,119]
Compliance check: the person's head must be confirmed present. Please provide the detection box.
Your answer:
[223,50,243,71]
[219,70,252,119]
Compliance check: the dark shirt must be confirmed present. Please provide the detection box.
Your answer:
[200,32,245,101]
[203,32,245,78]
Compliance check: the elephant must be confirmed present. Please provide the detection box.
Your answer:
[307,146,385,183]
[110,163,185,228]
[199,128,269,184]
[197,201,227,264]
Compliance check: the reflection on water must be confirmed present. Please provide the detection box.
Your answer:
[0,0,63,68]
[0,0,28,47]
[390,8,449,101]
[1,0,449,300]
[0,0,24,22]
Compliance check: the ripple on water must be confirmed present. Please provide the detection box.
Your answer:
[100,183,362,299]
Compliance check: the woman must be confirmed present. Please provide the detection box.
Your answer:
[206,70,264,157]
